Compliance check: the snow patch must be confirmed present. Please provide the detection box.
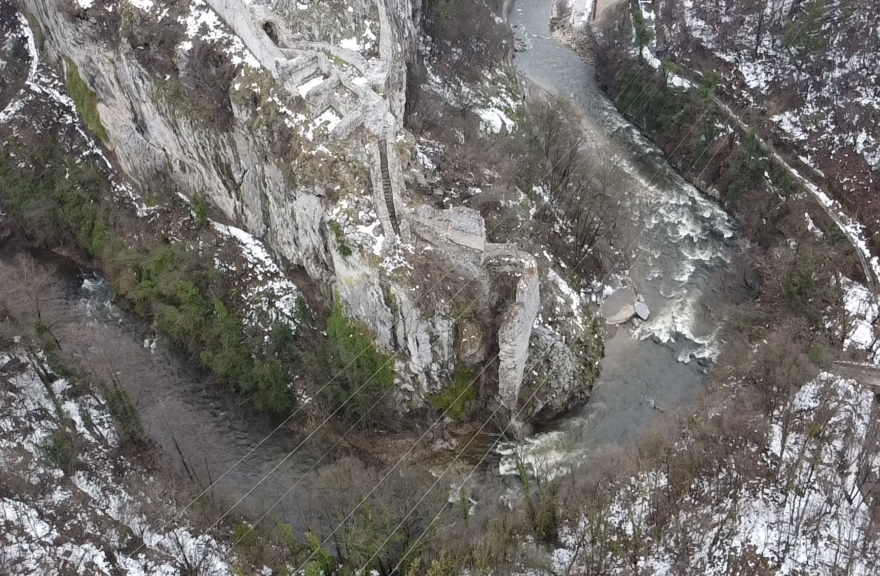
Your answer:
[211,222,304,330]
[297,75,325,97]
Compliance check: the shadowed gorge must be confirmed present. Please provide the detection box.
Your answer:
[2,0,880,574]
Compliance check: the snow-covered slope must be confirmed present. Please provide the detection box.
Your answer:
[552,373,880,575]
[669,0,880,250]
[0,348,237,575]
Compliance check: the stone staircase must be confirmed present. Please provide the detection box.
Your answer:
[202,0,405,234]
[274,41,403,238]
[378,139,400,235]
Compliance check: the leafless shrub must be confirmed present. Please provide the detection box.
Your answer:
[751,323,818,417]
[856,411,880,519]
[422,472,533,574]
[96,7,122,47]
[167,529,220,576]
[565,157,623,263]
[125,7,237,130]
[593,1,634,82]
[0,254,55,322]
[126,12,185,80]
[513,99,621,272]
[56,0,88,21]
[180,40,239,131]
[554,445,638,575]
[307,457,451,573]
[59,0,123,47]
[404,83,503,187]
[422,0,512,83]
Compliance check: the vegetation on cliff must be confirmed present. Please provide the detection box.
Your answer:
[313,300,396,428]
[428,366,476,420]
[0,133,302,415]
[63,56,109,142]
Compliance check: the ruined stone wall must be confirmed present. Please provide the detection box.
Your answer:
[412,205,487,256]
[497,256,540,408]
[203,0,286,70]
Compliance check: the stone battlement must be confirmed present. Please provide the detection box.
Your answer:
[497,255,540,408]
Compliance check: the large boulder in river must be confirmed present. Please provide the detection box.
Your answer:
[635,295,650,321]
[601,287,637,324]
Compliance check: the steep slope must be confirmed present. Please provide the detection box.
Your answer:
[5,0,603,424]
[664,0,880,252]
[0,343,239,575]
[550,373,880,575]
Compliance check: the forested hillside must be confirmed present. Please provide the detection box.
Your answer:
[664,0,880,251]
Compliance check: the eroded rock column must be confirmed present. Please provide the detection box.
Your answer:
[497,256,540,408]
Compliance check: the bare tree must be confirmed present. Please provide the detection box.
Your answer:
[423,0,511,82]
[0,254,61,345]
[515,99,620,270]
[565,157,622,262]
[167,529,221,576]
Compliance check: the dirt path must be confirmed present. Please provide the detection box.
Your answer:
[710,96,880,292]
[832,361,880,392]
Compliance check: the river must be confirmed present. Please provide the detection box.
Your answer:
[0,0,750,536]
[500,0,754,476]
[0,243,327,533]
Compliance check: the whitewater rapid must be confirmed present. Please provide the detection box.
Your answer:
[499,0,743,477]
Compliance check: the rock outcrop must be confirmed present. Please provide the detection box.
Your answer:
[497,255,541,408]
[635,295,650,321]
[17,0,601,422]
[601,286,637,324]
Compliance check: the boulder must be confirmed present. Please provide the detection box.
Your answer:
[635,295,650,321]
[743,267,763,292]
[601,287,637,324]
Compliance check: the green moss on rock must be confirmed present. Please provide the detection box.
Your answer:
[64,57,109,143]
[314,300,395,428]
[429,366,476,420]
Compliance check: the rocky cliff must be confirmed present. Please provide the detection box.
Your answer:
[15,0,602,423]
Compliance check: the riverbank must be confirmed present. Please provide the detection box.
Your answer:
[0,7,322,420]
[0,240,330,527]
[0,238,511,574]
[587,2,877,364]
[497,4,880,573]
[0,306,244,574]
[667,0,880,259]
[614,0,880,292]
[502,0,755,476]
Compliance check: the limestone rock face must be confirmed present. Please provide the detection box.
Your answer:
[20,0,601,423]
[457,320,487,365]
[497,256,541,408]
[523,324,597,419]
[519,267,604,421]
